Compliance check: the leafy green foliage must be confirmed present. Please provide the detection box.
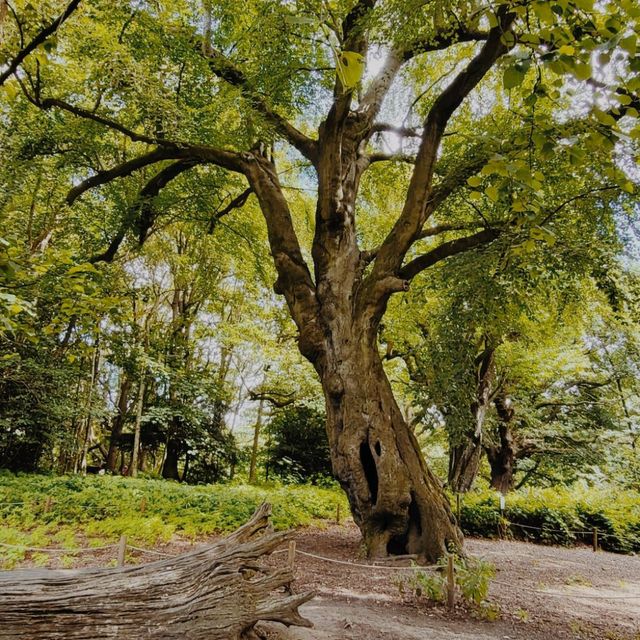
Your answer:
[402,553,495,607]
[458,486,640,553]
[0,473,348,568]
[266,405,332,484]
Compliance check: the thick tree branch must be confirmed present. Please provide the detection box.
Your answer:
[67,144,245,205]
[398,228,501,280]
[0,0,81,87]
[357,26,492,136]
[66,149,187,205]
[371,123,422,138]
[136,159,200,243]
[368,152,416,164]
[243,155,321,360]
[341,0,377,46]
[402,28,491,61]
[368,10,515,283]
[89,159,200,263]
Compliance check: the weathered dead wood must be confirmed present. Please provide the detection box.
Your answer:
[0,503,314,639]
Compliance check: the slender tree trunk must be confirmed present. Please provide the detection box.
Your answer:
[248,395,264,484]
[182,452,190,483]
[106,375,132,472]
[486,393,518,494]
[130,376,146,478]
[448,342,495,493]
[80,335,101,475]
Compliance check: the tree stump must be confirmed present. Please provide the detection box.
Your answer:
[0,503,314,639]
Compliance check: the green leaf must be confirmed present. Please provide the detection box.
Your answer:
[620,35,637,57]
[467,176,482,188]
[533,2,555,24]
[485,185,500,202]
[593,108,617,127]
[335,51,365,91]
[503,67,525,90]
[572,62,591,81]
[283,15,317,25]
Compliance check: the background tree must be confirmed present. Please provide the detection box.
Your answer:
[266,404,332,484]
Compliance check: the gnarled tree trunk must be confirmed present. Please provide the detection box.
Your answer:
[0,504,313,639]
[46,2,515,564]
[320,329,461,560]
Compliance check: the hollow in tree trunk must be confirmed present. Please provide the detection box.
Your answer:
[316,320,461,562]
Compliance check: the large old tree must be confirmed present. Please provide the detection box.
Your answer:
[1,0,638,560]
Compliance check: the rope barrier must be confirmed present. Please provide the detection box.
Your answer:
[508,521,614,538]
[287,548,439,572]
[2,537,638,603]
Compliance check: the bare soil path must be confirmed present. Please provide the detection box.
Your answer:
[276,523,640,640]
[6,522,640,639]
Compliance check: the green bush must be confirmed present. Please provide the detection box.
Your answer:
[0,473,348,554]
[401,553,495,607]
[455,486,640,553]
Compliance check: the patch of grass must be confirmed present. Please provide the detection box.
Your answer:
[0,473,348,550]
[565,574,592,587]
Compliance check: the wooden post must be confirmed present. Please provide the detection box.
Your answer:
[287,540,296,568]
[592,528,598,553]
[118,535,127,567]
[446,554,455,610]
[336,504,341,525]
[44,496,53,513]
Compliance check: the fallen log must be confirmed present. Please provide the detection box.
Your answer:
[0,503,314,639]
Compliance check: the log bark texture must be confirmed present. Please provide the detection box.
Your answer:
[0,503,313,639]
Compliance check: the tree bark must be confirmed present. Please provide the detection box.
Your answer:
[318,324,461,562]
[80,334,101,476]
[130,376,146,478]
[249,395,265,484]
[162,438,181,480]
[448,342,495,493]
[485,393,517,494]
[0,504,313,639]
[106,375,132,472]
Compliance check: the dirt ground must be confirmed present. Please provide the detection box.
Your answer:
[277,523,640,640]
[6,522,640,639]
